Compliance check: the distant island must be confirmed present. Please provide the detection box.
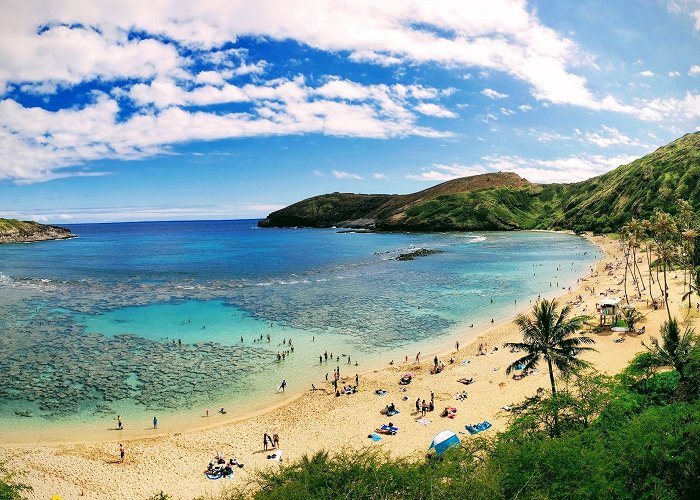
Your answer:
[259,132,700,233]
[0,218,74,244]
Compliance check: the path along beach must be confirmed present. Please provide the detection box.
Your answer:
[2,233,698,499]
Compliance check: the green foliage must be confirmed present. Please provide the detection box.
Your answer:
[0,462,31,500]
[146,492,172,500]
[248,447,499,500]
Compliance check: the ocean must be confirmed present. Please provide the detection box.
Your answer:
[0,220,599,441]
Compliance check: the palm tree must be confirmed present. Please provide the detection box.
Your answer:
[682,266,700,311]
[652,210,677,321]
[681,229,698,309]
[643,318,696,380]
[621,307,644,332]
[505,299,596,396]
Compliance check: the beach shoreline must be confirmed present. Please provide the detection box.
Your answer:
[0,231,598,446]
[3,232,696,499]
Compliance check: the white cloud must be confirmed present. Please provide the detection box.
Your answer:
[414,102,457,118]
[0,0,615,111]
[518,104,532,112]
[480,153,640,183]
[481,88,508,99]
[690,64,700,75]
[0,0,696,184]
[632,92,700,121]
[406,152,643,184]
[0,76,456,182]
[406,163,488,181]
[667,1,700,29]
[584,125,650,148]
[668,71,680,77]
[332,169,363,180]
[372,172,388,179]
[638,70,655,77]
[531,130,573,142]
[313,170,324,177]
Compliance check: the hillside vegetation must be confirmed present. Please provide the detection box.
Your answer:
[259,132,700,232]
[0,218,73,243]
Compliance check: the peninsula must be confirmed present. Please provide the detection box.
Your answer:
[259,132,700,233]
[0,218,73,244]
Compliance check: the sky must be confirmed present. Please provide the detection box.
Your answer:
[0,0,699,223]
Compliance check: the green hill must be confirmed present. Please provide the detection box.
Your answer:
[0,218,73,243]
[259,132,700,232]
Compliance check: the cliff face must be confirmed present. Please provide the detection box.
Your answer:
[0,219,74,244]
[259,132,700,233]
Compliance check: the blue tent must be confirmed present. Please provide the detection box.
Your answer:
[429,430,461,456]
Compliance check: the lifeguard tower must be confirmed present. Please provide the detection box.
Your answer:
[597,297,621,326]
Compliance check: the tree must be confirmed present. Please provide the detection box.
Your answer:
[621,307,644,331]
[505,299,596,398]
[651,210,677,321]
[643,318,697,380]
[681,229,698,309]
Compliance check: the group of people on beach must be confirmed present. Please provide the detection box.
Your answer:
[415,391,435,416]
[263,432,280,451]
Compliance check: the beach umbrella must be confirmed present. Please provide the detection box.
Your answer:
[429,430,461,456]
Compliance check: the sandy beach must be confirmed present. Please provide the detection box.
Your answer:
[2,233,698,499]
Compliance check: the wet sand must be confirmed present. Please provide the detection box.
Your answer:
[2,234,698,499]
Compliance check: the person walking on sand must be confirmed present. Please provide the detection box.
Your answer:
[421,400,427,416]
[455,341,460,351]
[273,433,279,448]
[415,397,420,413]
[279,379,287,392]
[153,416,158,429]
[119,443,125,463]
[415,352,420,363]
[263,432,269,451]
[117,415,122,430]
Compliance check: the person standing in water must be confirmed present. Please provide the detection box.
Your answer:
[153,416,158,429]
[117,415,123,430]
[279,380,287,392]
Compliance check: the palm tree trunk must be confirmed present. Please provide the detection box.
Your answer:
[656,252,665,303]
[663,257,671,321]
[646,245,655,303]
[623,247,629,304]
[546,357,559,435]
[632,247,643,296]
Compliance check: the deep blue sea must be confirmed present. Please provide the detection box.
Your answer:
[0,220,599,441]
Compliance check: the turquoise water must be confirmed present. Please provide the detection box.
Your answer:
[0,221,599,439]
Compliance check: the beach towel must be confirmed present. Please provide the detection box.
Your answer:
[387,409,400,416]
[415,417,431,425]
[465,425,479,435]
[375,389,387,396]
[460,360,470,366]
[267,451,283,461]
[369,433,382,441]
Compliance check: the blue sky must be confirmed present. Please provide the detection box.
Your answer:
[0,0,699,223]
